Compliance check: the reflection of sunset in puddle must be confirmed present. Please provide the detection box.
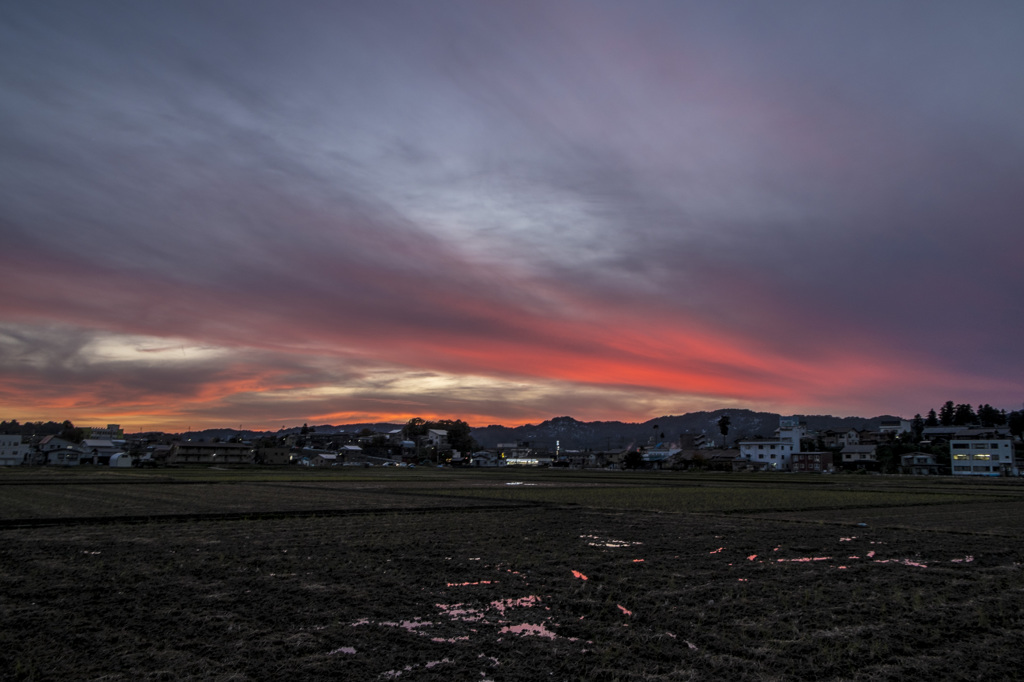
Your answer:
[572,570,588,580]
[581,534,643,548]
[499,623,557,639]
[717,537,980,575]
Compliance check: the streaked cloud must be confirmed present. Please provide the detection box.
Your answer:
[2,1,1022,429]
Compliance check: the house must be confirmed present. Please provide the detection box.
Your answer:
[426,430,448,449]
[950,429,1016,477]
[900,452,940,476]
[471,451,500,467]
[81,439,121,465]
[840,444,878,469]
[920,426,961,443]
[879,418,912,435]
[821,428,861,449]
[38,435,83,466]
[643,443,680,465]
[791,452,835,473]
[311,453,338,467]
[0,435,29,466]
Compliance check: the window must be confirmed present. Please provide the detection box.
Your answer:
[953,454,969,460]
[758,454,765,459]
[992,443,1002,449]
[974,443,988,448]
[974,454,991,460]
[758,445,764,450]
[770,445,776,450]
[952,443,969,448]
[771,454,776,459]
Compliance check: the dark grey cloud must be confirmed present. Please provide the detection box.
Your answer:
[2,1,1023,425]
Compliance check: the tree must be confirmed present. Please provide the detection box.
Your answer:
[717,415,731,447]
[938,401,955,426]
[952,403,977,426]
[911,414,925,441]
[623,450,643,470]
[1008,410,1024,442]
[977,404,1006,427]
[924,409,939,428]
[402,418,427,441]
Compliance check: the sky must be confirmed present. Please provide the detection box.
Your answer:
[2,1,1023,432]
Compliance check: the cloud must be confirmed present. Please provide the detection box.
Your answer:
[1,2,1023,429]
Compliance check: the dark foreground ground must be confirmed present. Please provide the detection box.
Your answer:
[2,483,1023,681]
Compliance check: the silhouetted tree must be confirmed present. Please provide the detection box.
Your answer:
[953,403,977,426]
[1008,411,1024,442]
[925,409,939,428]
[717,415,731,446]
[939,401,956,426]
[623,450,643,469]
[911,414,925,441]
[977,404,1006,427]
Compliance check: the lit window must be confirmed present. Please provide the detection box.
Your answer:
[953,454,969,460]
[974,454,991,460]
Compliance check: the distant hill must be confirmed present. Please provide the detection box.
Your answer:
[161,412,900,449]
[468,410,899,450]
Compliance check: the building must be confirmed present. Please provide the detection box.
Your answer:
[840,444,878,470]
[878,418,912,435]
[38,435,83,466]
[81,439,122,465]
[0,435,29,466]
[950,429,1016,477]
[737,417,804,471]
[168,441,253,465]
[900,452,940,476]
[821,428,860,449]
[86,424,124,440]
[791,452,835,473]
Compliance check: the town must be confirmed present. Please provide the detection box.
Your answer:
[2,402,1021,477]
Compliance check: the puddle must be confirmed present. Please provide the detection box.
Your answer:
[617,604,633,616]
[327,646,356,655]
[572,570,588,581]
[446,580,496,587]
[499,623,557,639]
[709,547,724,554]
[581,534,643,548]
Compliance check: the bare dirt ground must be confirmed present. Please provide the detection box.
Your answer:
[2,487,1023,681]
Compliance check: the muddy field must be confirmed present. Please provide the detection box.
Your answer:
[2,470,1024,680]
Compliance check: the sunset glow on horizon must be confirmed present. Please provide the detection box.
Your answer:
[2,2,1022,432]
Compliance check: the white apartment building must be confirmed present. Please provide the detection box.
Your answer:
[737,418,805,471]
[950,430,1017,477]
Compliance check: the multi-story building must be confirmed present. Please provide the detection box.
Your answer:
[950,429,1016,477]
[0,435,29,466]
[737,418,804,471]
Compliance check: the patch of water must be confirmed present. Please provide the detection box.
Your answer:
[446,580,496,587]
[327,646,356,655]
[499,623,557,639]
[572,570,588,580]
[617,604,633,616]
[580,534,643,548]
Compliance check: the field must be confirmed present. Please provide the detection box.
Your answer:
[2,467,1024,681]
